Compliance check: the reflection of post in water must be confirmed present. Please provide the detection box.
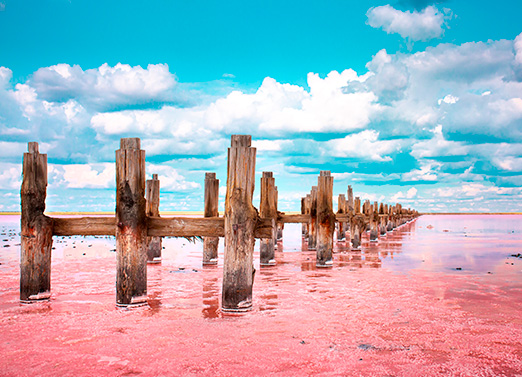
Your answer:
[364,244,381,268]
[259,293,279,311]
[350,248,363,269]
[146,262,163,315]
[300,253,316,271]
[147,290,162,315]
[202,274,219,319]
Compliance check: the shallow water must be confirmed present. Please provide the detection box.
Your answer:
[1,214,522,376]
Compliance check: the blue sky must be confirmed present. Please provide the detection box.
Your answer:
[1,0,522,213]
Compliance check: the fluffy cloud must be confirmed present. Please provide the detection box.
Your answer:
[30,63,177,111]
[90,72,381,139]
[146,164,200,192]
[391,187,417,202]
[366,5,450,41]
[410,125,468,158]
[0,163,22,190]
[326,130,402,161]
[2,32,522,212]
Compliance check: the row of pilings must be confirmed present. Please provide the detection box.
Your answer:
[20,135,418,311]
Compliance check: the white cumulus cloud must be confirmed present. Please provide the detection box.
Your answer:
[367,5,449,41]
[30,63,177,110]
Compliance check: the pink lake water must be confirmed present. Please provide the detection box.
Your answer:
[1,214,522,376]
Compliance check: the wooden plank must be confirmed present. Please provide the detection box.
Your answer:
[20,142,53,302]
[335,214,350,222]
[280,214,310,223]
[148,216,224,237]
[53,217,116,236]
[52,215,272,239]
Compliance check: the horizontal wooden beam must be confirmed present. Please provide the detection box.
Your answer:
[52,216,273,239]
[280,214,310,223]
[148,216,223,238]
[335,214,350,222]
[53,217,116,236]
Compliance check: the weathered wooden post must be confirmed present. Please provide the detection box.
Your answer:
[20,142,53,302]
[146,174,162,264]
[316,171,335,267]
[346,185,354,238]
[222,135,257,312]
[304,194,311,239]
[301,197,306,236]
[275,187,283,241]
[308,186,318,250]
[337,194,346,241]
[369,203,378,242]
[347,186,354,213]
[203,172,220,265]
[115,138,148,306]
[260,172,276,266]
[351,196,362,249]
[379,202,387,236]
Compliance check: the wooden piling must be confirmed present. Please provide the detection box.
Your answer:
[301,197,306,236]
[316,171,335,267]
[369,203,378,242]
[222,135,257,312]
[146,174,162,264]
[308,186,318,250]
[115,138,148,306]
[351,197,362,249]
[337,194,346,241]
[259,172,276,266]
[20,142,53,302]
[203,172,220,265]
[275,187,283,241]
[304,194,311,239]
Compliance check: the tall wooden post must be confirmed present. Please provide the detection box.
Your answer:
[115,138,148,306]
[351,197,362,249]
[347,186,354,213]
[146,174,162,263]
[304,194,311,239]
[301,197,306,236]
[308,186,318,250]
[275,187,283,241]
[260,172,276,266]
[337,194,346,241]
[203,172,220,265]
[20,142,53,302]
[316,171,335,267]
[369,203,378,242]
[222,135,257,312]
[379,203,387,236]
[346,185,354,239]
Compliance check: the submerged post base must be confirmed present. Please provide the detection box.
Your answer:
[203,259,218,266]
[20,291,51,304]
[147,257,162,264]
[221,305,252,313]
[317,260,333,268]
[116,295,148,308]
[260,259,276,266]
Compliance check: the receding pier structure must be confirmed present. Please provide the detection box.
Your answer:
[19,135,419,311]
